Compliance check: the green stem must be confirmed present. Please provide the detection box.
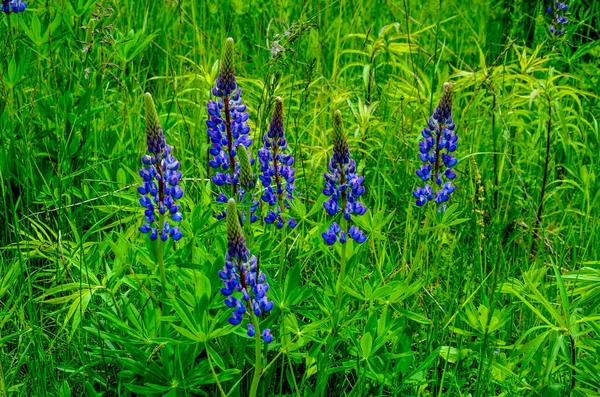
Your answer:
[278,227,286,284]
[335,218,348,315]
[244,202,252,246]
[249,314,263,397]
[157,214,168,337]
[206,344,228,397]
[157,215,167,296]
[0,353,6,396]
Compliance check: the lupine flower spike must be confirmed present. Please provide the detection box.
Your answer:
[322,110,367,245]
[413,82,457,211]
[2,0,26,13]
[258,97,297,229]
[547,1,568,35]
[138,93,184,241]
[219,199,274,343]
[207,37,256,221]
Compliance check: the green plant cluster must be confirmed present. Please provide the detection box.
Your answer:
[1,1,599,396]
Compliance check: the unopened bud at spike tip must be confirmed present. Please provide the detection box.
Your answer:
[144,93,159,132]
[269,97,284,138]
[332,110,349,165]
[143,93,166,155]
[226,198,239,234]
[214,37,237,97]
[238,145,255,192]
[435,82,454,122]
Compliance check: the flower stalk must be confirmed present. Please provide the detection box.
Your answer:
[413,82,457,211]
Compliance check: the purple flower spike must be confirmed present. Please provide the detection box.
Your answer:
[138,93,184,241]
[258,97,298,228]
[413,83,457,210]
[547,1,569,36]
[322,111,367,245]
[220,199,274,344]
[207,38,259,222]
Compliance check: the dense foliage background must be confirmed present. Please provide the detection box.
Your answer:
[1,0,600,396]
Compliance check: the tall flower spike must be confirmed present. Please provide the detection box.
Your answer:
[258,97,297,229]
[207,37,256,222]
[321,110,367,245]
[138,93,184,242]
[547,1,568,36]
[238,145,255,193]
[220,199,274,343]
[2,0,27,13]
[413,82,457,210]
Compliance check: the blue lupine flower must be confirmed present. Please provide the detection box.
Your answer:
[220,199,274,343]
[258,97,297,229]
[2,0,26,13]
[322,222,341,245]
[322,111,367,244]
[413,82,457,210]
[262,329,273,344]
[548,1,568,35]
[348,225,367,244]
[138,93,184,241]
[207,38,258,223]
[207,88,252,188]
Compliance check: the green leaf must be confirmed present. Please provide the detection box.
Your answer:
[439,346,472,363]
[361,332,373,359]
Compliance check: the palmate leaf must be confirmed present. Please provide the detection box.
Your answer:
[40,284,110,339]
[562,267,600,308]
[501,273,566,329]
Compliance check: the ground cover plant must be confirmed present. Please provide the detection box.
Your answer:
[1,0,600,396]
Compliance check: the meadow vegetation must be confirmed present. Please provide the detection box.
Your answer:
[1,0,600,396]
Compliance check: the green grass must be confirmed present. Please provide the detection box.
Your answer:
[1,0,600,396]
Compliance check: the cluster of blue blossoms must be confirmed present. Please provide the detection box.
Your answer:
[322,110,367,245]
[220,199,273,343]
[258,97,297,229]
[207,90,252,187]
[137,38,375,346]
[2,0,26,13]
[547,1,568,35]
[138,93,184,242]
[413,82,457,210]
[206,38,258,222]
[208,38,273,344]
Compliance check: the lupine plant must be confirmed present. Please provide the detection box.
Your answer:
[138,93,184,242]
[137,92,183,337]
[320,110,367,316]
[547,1,568,35]
[322,110,367,245]
[258,97,297,229]
[219,198,273,396]
[207,37,257,222]
[413,82,458,210]
[1,0,26,13]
